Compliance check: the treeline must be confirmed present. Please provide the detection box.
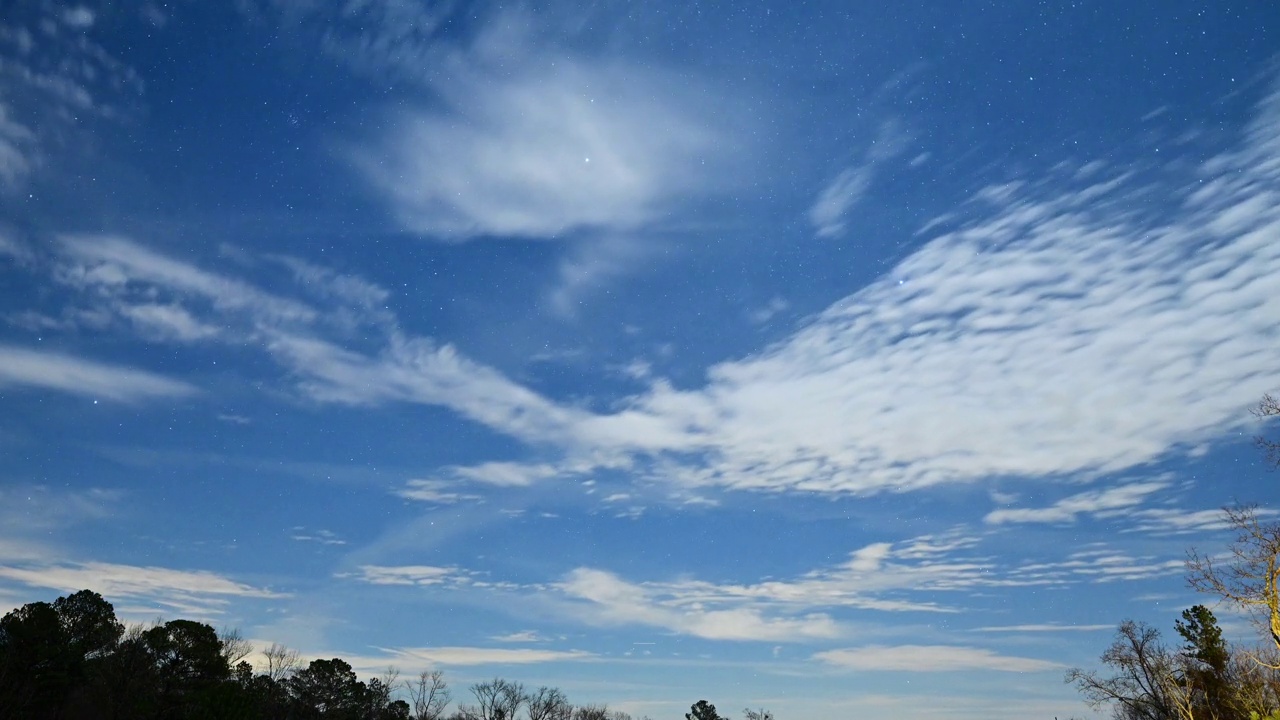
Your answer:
[0,589,763,720]
[1069,505,1280,720]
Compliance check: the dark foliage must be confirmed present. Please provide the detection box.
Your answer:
[0,590,412,720]
[685,701,724,720]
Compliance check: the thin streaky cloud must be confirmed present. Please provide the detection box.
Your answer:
[813,645,1064,673]
[972,624,1114,633]
[558,568,842,642]
[984,481,1170,525]
[0,345,196,401]
[343,565,469,587]
[0,561,286,619]
[357,646,595,669]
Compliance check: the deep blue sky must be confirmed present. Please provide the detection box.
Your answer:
[2,2,1279,718]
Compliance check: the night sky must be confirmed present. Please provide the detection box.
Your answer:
[2,2,1279,718]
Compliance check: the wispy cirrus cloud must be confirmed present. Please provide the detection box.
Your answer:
[272,0,750,243]
[814,645,1063,673]
[17,77,1280,502]
[336,3,749,242]
[490,630,549,643]
[809,120,910,238]
[1007,547,1185,585]
[0,560,286,618]
[343,565,472,587]
[0,2,144,189]
[40,235,587,445]
[558,567,842,642]
[355,58,737,240]
[973,623,1113,633]
[349,645,594,670]
[0,344,196,401]
[394,479,484,505]
[984,480,1170,525]
[550,533,1047,641]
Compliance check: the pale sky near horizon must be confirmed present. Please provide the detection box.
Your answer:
[2,2,1279,718]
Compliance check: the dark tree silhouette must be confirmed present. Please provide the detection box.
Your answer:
[54,590,123,660]
[0,601,70,719]
[289,658,369,720]
[686,700,725,720]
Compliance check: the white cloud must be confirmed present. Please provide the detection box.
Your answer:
[809,166,873,238]
[269,254,393,319]
[0,486,120,534]
[361,645,594,668]
[354,55,737,240]
[0,561,285,618]
[600,85,1280,494]
[640,535,1011,616]
[290,528,346,546]
[0,104,36,190]
[452,461,561,487]
[49,236,587,446]
[490,630,547,643]
[813,645,1063,673]
[0,486,123,564]
[0,231,33,262]
[395,479,483,504]
[548,534,1028,640]
[345,565,468,587]
[0,5,143,188]
[0,344,196,401]
[264,333,586,445]
[61,7,96,29]
[1126,507,1243,534]
[558,568,841,642]
[548,236,649,316]
[59,235,316,325]
[26,77,1280,500]
[984,481,1169,525]
[749,297,790,325]
[1008,547,1185,585]
[121,303,221,342]
[973,623,1113,633]
[809,120,909,237]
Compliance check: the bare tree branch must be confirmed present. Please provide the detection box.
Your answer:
[527,686,573,720]
[262,642,301,682]
[1254,394,1280,470]
[406,669,451,720]
[1187,505,1280,654]
[217,627,254,666]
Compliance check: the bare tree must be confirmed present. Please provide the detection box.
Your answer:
[1255,394,1280,469]
[527,686,573,720]
[1226,645,1280,719]
[262,642,301,682]
[367,667,401,714]
[1187,505,1280,656]
[463,678,525,720]
[744,709,775,720]
[406,670,452,720]
[571,706,611,720]
[1066,620,1180,720]
[218,627,254,666]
